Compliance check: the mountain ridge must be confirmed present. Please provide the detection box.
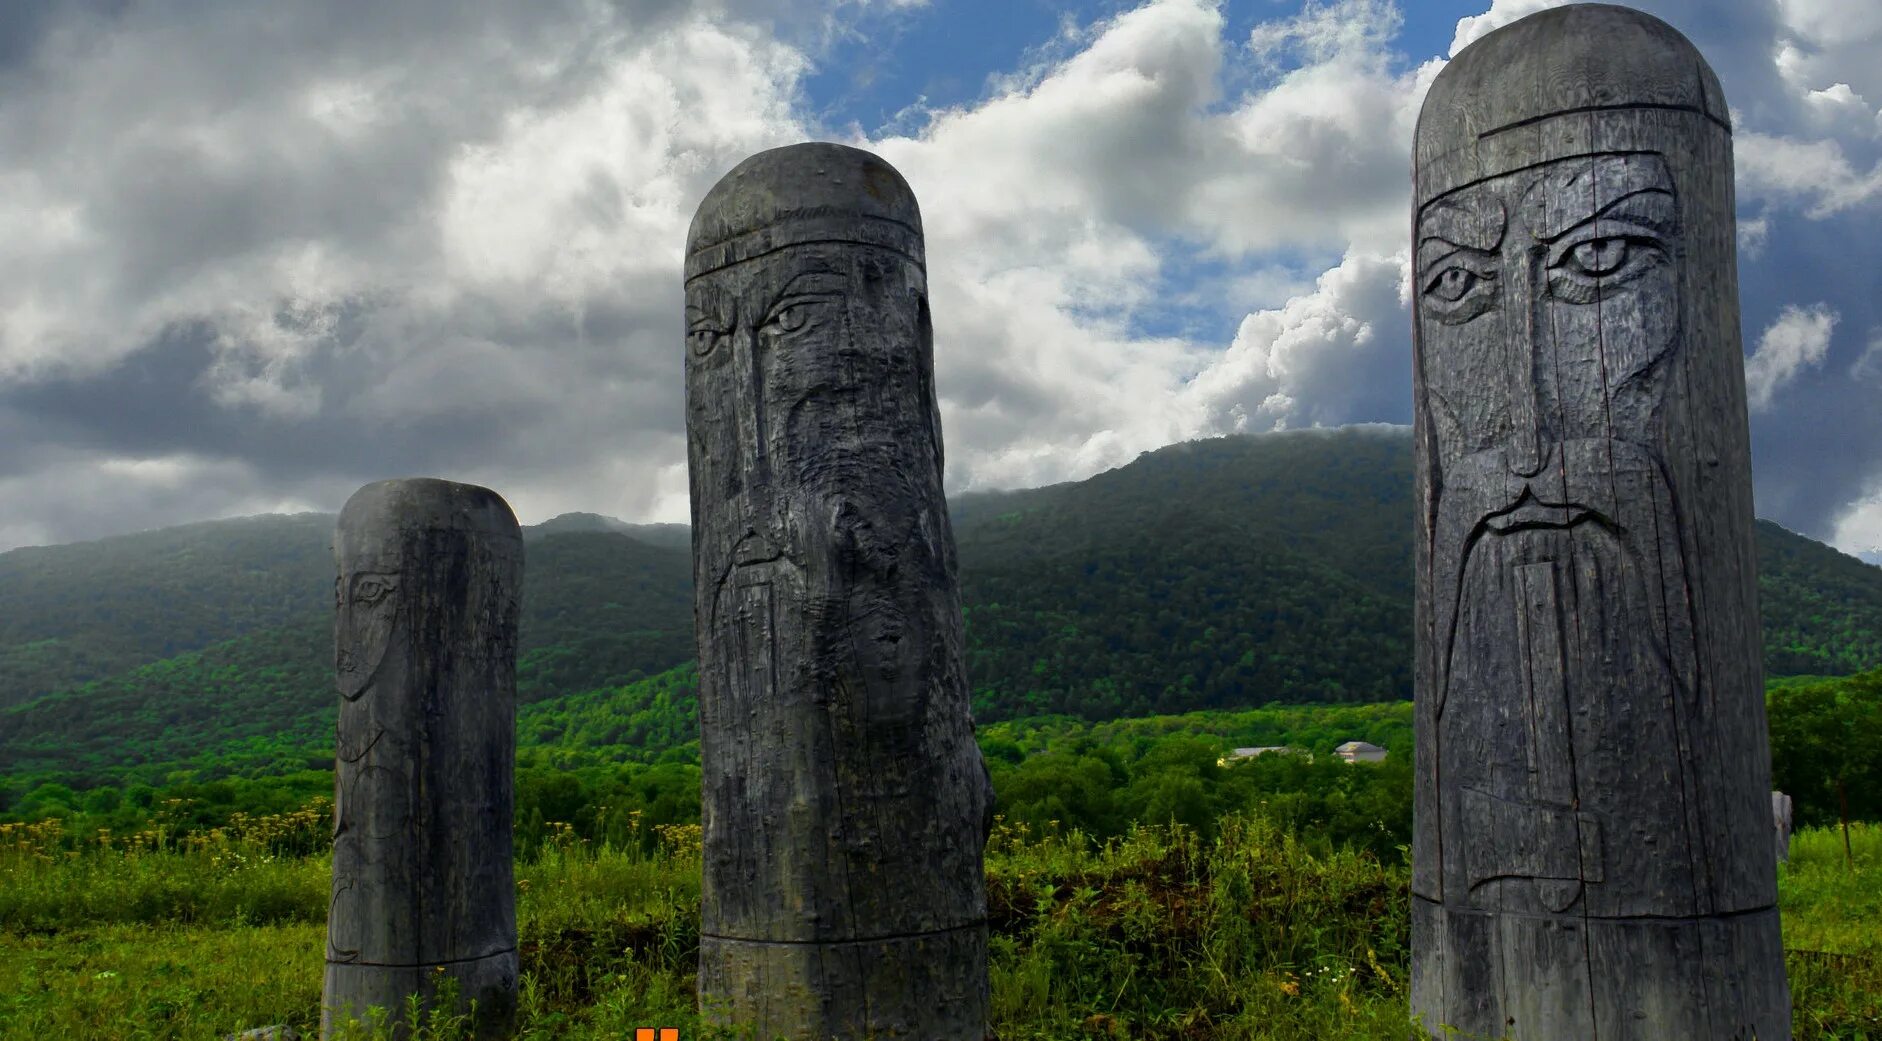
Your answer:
[2,429,1879,787]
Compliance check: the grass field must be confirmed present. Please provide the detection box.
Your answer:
[1,811,1877,1040]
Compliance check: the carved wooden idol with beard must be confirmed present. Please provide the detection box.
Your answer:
[1409,6,1791,1039]
[685,142,993,1039]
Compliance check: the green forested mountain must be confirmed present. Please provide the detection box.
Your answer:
[955,430,1412,719]
[2,428,1880,787]
[1757,519,1882,676]
[0,514,694,713]
[0,530,697,780]
[0,513,334,710]
[522,512,692,552]
[512,530,694,702]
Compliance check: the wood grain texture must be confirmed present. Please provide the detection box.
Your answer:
[1410,6,1789,1039]
[685,141,994,1040]
[323,479,522,1040]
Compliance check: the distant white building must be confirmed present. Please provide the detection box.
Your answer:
[1217,745,1297,767]
[1334,740,1388,764]
[1773,791,1794,864]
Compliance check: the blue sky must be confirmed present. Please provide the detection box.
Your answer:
[0,0,1876,563]
[799,0,1483,134]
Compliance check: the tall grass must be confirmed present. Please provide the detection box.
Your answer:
[0,813,1876,1040]
[1779,821,1882,1038]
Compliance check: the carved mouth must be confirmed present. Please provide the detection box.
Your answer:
[1484,498,1592,532]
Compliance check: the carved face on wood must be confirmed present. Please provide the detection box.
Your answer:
[1417,152,1680,481]
[685,241,933,571]
[1417,151,1693,701]
[1414,151,1706,919]
[335,564,401,702]
[686,235,938,734]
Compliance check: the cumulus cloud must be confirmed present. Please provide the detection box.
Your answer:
[1737,215,1771,258]
[0,0,814,547]
[871,0,1432,493]
[1853,331,1882,383]
[1745,304,1838,411]
[1735,131,1882,218]
[1773,0,1882,110]
[1184,249,1408,432]
[1448,0,1564,55]
[1830,490,1882,565]
[0,0,1878,554]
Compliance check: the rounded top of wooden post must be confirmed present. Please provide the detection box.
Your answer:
[336,478,521,544]
[685,142,923,280]
[1415,3,1729,200]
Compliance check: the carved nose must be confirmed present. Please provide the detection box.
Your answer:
[1506,250,1547,478]
[731,324,766,475]
[1508,416,1545,477]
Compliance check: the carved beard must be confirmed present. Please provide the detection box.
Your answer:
[1435,452,1705,918]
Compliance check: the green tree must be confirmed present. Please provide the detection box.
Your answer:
[1768,669,1882,860]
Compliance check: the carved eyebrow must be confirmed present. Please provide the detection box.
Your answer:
[1417,197,1506,268]
[1417,237,1493,275]
[1525,152,1675,239]
[775,270,848,296]
[1540,187,1675,242]
[686,287,730,315]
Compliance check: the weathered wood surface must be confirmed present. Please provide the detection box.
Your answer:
[323,479,522,1040]
[685,141,994,1039]
[1409,5,1790,1039]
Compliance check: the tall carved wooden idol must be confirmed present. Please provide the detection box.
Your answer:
[324,479,523,1040]
[1410,6,1790,1039]
[685,142,994,1038]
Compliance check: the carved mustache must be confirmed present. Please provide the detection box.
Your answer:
[1441,436,1667,534]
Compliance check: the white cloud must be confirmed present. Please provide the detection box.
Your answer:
[1448,0,1565,56]
[869,0,1430,492]
[0,0,1876,555]
[0,4,809,390]
[1745,303,1838,411]
[1774,0,1882,111]
[1737,214,1770,258]
[1851,330,1882,382]
[0,2,815,545]
[1830,491,1882,564]
[1248,0,1401,70]
[1183,249,1408,433]
[1736,131,1882,218]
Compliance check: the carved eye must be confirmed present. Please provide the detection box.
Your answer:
[1425,266,1480,303]
[772,304,810,332]
[351,574,397,607]
[688,326,725,357]
[760,296,833,336]
[1567,237,1629,277]
[1547,228,1666,303]
[1420,259,1498,325]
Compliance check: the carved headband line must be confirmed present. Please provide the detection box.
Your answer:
[1415,149,1668,214]
[686,216,925,280]
[1476,101,1730,141]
